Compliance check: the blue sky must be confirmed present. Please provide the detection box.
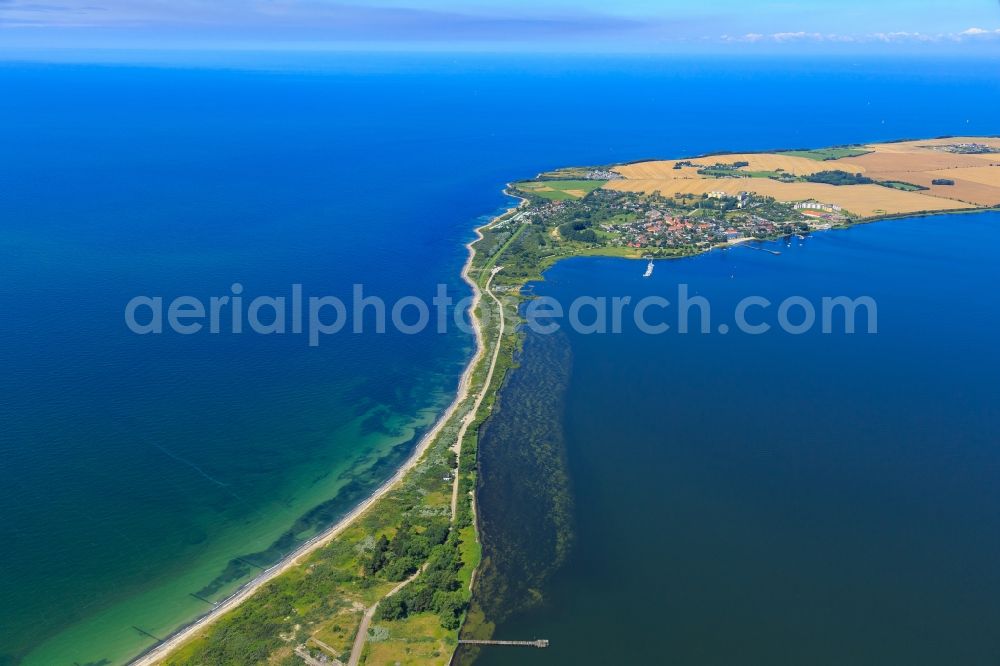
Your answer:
[2,0,1000,52]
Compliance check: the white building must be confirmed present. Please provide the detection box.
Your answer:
[794,201,842,212]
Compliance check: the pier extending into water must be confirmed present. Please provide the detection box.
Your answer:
[742,243,782,255]
[458,639,550,648]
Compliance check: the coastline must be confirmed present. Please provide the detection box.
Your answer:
[132,199,523,665]
[460,208,1000,665]
[517,205,998,270]
[454,159,1000,657]
[129,149,993,661]
[7,50,1000,666]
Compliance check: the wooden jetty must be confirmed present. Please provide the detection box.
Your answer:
[458,639,549,648]
[742,244,781,255]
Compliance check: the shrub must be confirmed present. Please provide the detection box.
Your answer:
[805,170,873,186]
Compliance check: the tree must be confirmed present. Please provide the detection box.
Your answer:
[378,595,407,621]
[363,534,390,576]
[389,518,413,558]
[403,584,435,613]
[422,520,450,548]
[383,555,419,581]
[805,170,873,186]
[434,591,468,629]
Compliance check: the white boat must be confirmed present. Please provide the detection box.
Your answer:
[643,260,654,278]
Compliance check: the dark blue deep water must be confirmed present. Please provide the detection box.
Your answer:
[1,55,999,664]
[478,213,1000,665]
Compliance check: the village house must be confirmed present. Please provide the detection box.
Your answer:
[794,201,842,213]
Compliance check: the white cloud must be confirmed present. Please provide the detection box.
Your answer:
[871,31,931,42]
[721,32,764,43]
[959,27,1000,38]
[771,31,823,42]
[720,26,1000,45]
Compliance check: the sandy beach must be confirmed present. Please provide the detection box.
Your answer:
[131,202,520,665]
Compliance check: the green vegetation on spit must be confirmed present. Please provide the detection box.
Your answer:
[163,419,477,665]
[153,146,991,666]
[160,204,527,665]
[455,330,575,665]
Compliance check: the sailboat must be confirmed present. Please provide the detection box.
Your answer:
[643,259,654,278]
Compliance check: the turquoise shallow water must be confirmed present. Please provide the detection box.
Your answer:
[1,55,999,664]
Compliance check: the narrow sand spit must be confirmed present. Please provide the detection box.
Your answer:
[131,201,522,665]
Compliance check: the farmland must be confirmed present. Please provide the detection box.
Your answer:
[513,179,607,200]
[778,147,873,161]
[607,137,1000,218]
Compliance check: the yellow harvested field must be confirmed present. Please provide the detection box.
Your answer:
[935,181,1000,207]
[869,170,1000,207]
[606,178,972,217]
[866,171,937,188]
[614,162,704,179]
[866,137,1000,153]
[928,165,1000,187]
[614,161,697,179]
[616,153,866,178]
[564,189,588,197]
[607,137,1000,218]
[846,150,988,174]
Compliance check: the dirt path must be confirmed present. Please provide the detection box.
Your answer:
[131,222,501,666]
[349,264,505,665]
[346,568,424,666]
[450,266,505,521]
